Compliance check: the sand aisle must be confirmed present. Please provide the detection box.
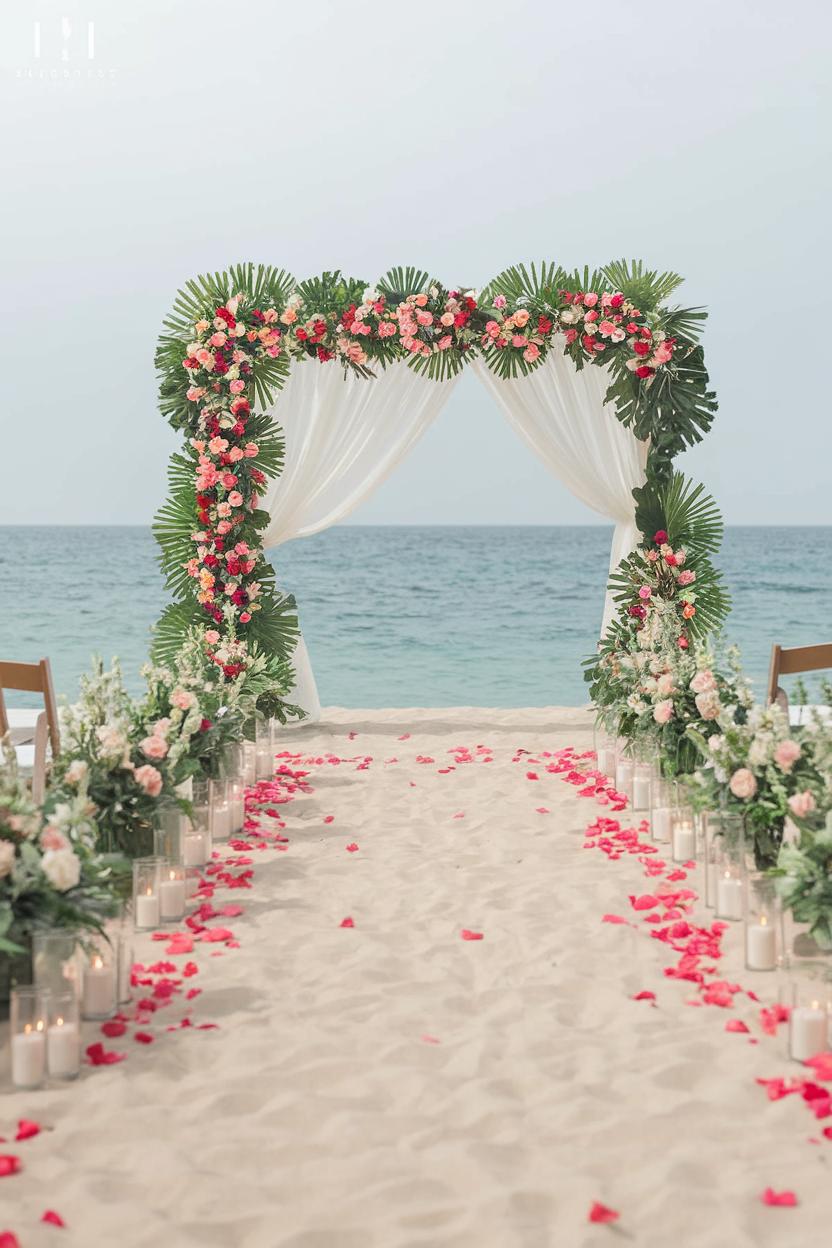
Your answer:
[3,707,831,1248]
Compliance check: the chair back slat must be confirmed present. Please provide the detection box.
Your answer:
[767,643,832,706]
[0,658,60,757]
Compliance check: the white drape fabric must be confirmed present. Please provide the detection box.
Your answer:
[473,346,649,634]
[262,362,459,720]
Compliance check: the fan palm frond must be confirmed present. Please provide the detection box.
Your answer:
[633,472,725,555]
[602,259,685,311]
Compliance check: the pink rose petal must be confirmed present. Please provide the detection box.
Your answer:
[340,916,355,928]
[0,1155,22,1178]
[41,1210,66,1228]
[461,929,484,941]
[588,1201,619,1224]
[761,1188,798,1207]
[14,1120,41,1142]
[345,843,359,853]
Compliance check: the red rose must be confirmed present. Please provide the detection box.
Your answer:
[665,553,677,567]
[633,341,651,357]
[635,365,654,379]
[653,530,668,544]
[317,347,333,362]
[610,294,624,308]
[678,635,689,650]
[295,328,308,341]
[538,316,553,334]
[200,718,212,732]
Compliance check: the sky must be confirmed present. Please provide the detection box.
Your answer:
[0,0,830,527]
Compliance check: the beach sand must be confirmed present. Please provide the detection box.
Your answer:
[3,707,831,1247]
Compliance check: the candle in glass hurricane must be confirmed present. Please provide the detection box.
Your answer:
[81,952,116,1020]
[159,866,187,921]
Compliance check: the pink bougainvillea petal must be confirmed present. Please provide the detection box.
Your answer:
[14,1120,41,1142]
[0,1156,22,1178]
[761,1188,798,1207]
[588,1201,619,1224]
[41,1210,66,1228]
[461,929,484,941]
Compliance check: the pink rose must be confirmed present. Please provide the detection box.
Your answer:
[774,740,801,772]
[729,768,757,799]
[40,826,69,853]
[243,443,259,458]
[513,308,530,327]
[140,735,168,760]
[788,790,816,819]
[227,491,244,508]
[437,334,453,350]
[229,379,246,394]
[134,765,163,797]
[677,569,695,586]
[653,699,674,725]
[205,629,220,644]
[222,473,238,489]
[690,670,716,694]
[171,689,196,711]
[583,293,598,308]
[523,343,540,362]
[209,332,227,347]
[511,334,526,348]
[638,586,652,600]
[694,690,721,721]
[493,294,507,309]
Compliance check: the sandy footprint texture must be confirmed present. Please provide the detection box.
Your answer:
[2,706,831,1248]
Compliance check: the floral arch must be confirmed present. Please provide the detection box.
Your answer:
[153,261,729,718]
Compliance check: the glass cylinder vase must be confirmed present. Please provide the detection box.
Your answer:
[255,718,273,782]
[80,940,117,1021]
[743,873,782,972]
[210,778,233,842]
[154,799,188,865]
[46,989,81,1080]
[593,723,617,779]
[671,804,697,864]
[158,862,187,923]
[32,928,82,1001]
[11,985,48,1089]
[788,962,832,1062]
[132,857,162,931]
[650,777,676,844]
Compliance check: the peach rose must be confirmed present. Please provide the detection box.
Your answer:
[774,740,801,772]
[653,699,674,724]
[227,491,244,508]
[140,735,168,761]
[729,768,757,799]
[788,790,816,819]
[134,765,163,797]
[513,308,530,327]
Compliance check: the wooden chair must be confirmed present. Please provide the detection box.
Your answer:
[767,643,832,715]
[0,659,60,803]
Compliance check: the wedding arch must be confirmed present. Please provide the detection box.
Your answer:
[153,262,728,719]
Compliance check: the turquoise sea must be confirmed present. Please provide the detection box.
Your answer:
[0,526,828,709]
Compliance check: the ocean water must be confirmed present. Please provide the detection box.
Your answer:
[0,526,828,709]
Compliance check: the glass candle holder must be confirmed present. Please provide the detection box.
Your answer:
[116,921,134,1006]
[702,812,720,909]
[46,990,81,1080]
[595,731,617,781]
[614,743,634,802]
[11,986,48,1089]
[650,777,675,843]
[269,717,282,753]
[671,805,697,863]
[630,760,652,813]
[744,873,781,972]
[255,718,273,781]
[81,941,117,1021]
[714,863,744,922]
[183,800,210,871]
[210,778,233,842]
[32,928,82,1001]
[788,967,832,1062]
[132,857,162,931]
[242,739,257,787]
[229,776,246,836]
[154,799,188,865]
[221,742,244,781]
[159,862,187,923]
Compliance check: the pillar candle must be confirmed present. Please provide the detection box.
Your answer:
[47,1019,80,1079]
[12,1025,46,1088]
[615,759,633,799]
[183,832,207,868]
[651,807,672,842]
[790,1004,828,1062]
[597,746,616,777]
[82,956,116,1019]
[716,874,743,921]
[159,874,186,921]
[135,889,160,930]
[745,920,777,971]
[672,821,696,862]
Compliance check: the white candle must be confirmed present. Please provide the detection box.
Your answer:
[651,807,672,842]
[615,759,633,799]
[82,956,116,1019]
[12,1024,46,1088]
[632,775,651,810]
[159,874,186,921]
[672,821,696,862]
[47,1019,80,1079]
[212,801,232,841]
[255,747,272,781]
[597,746,616,777]
[183,832,207,868]
[705,861,718,908]
[135,888,160,930]
[790,1003,828,1062]
[716,873,743,921]
[746,919,777,971]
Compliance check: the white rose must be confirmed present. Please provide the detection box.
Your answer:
[41,848,81,892]
[0,840,15,879]
[96,725,127,757]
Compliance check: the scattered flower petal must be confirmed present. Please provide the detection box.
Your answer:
[588,1201,619,1224]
